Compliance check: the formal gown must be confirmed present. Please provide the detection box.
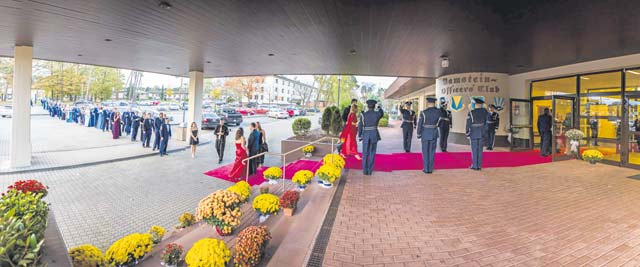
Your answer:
[339,112,359,157]
[112,116,121,139]
[229,142,248,181]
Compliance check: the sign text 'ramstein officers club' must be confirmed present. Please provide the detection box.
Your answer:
[440,74,501,95]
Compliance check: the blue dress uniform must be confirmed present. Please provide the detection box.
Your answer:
[142,116,153,147]
[159,121,169,156]
[357,100,384,175]
[438,99,452,152]
[131,113,140,141]
[123,111,132,135]
[417,97,441,173]
[537,109,552,156]
[399,102,416,152]
[466,98,489,170]
[486,105,500,150]
[153,116,162,150]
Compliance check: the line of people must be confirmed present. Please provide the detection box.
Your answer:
[41,99,173,157]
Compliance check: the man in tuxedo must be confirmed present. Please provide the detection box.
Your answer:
[214,118,230,163]
[247,122,261,175]
[142,113,153,148]
[153,113,164,151]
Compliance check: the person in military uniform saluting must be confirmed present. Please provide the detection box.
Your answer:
[486,104,500,150]
[417,97,441,174]
[466,98,489,170]
[399,101,416,152]
[357,99,384,176]
[438,98,452,152]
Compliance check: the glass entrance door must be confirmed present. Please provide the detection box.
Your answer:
[509,99,532,150]
[552,96,575,161]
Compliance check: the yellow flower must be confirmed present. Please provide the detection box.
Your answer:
[302,145,315,154]
[263,167,283,181]
[227,181,251,202]
[252,194,280,215]
[69,244,106,267]
[185,238,230,267]
[582,149,604,162]
[148,225,165,243]
[195,190,242,232]
[323,154,345,169]
[105,233,153,265]
[315,164,341,184]
[292,170,314,186]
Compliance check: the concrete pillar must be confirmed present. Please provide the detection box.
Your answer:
[10,46,32,167]
[418,95,425,111]
[187,71,203,127]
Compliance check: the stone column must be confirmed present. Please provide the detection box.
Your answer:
[10,46,32,167]
[187,71,203,126]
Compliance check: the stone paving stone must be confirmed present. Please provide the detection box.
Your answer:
[323,160,640,266]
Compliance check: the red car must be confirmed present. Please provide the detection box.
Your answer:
[254,107,269,114]
[286,108,294,117]
[236,108,256,116]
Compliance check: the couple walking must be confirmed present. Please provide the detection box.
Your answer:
[339,99,385,175]
[228,122,267,180]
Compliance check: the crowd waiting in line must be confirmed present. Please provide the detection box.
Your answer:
[41,99,173,156]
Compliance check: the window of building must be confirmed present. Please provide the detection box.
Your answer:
[531,76,576,97]
[275,79,278,84]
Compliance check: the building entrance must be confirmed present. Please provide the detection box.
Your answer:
[531,96,575,161]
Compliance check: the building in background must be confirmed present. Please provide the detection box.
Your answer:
[248,75,318,106]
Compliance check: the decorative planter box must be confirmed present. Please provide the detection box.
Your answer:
[281,137,337,164]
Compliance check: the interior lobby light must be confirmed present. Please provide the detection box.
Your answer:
[581,76,590,80]
[440,54,449,68]
[158,1,172,10]
[628,70,640,75]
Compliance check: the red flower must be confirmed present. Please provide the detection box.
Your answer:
[7,179,49,197]
[279,190,300,209]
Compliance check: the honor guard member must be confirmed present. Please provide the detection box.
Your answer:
[537,108,552,156]
[438,98,452,152]
[486,104,500,150]
[131,111,141,141]
[399,101,417,152]
[417,97,441,174]
[142,113,153,148]
[357,99,384,175]
[466,98,489,170]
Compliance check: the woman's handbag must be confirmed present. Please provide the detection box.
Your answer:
[261,142,269,152]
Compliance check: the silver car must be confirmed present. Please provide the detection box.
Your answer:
[0,105,11,118]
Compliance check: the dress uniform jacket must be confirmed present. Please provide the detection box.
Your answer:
[400,107,416,152]
[417,107,441,173]
[466,108,489,169]
[357,107,384,175]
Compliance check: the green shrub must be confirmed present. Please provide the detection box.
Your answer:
[292,118,312,136]
[321,107,333,135]
[0,190,49,267]
[329,108,343,136]
[382,112,389,120]
[378,118,389,127]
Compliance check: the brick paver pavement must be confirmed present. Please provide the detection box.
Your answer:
[324,161,640,267]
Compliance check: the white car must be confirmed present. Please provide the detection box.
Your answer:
[157,103,170,111]
[267,109,289,119]
[0,106,11,118]
[169,103,180,110]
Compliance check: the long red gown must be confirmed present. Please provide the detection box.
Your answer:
[112,115,121,139]
[229,142,248,180]
[339,112,359,157]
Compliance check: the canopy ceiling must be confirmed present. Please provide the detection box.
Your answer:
[1,0,639,78]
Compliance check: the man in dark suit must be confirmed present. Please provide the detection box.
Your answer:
[417,97,440,174]
[214,118,230,163]
[357,99,384,175]
[142,113,153,148]
[399,101,416,152]
[159,117,170,156]
[466,98,489,170]
[131,111,141,141]
[438,98,452,152]
[538,108,552,156]
[486,104,500,150]
[342,99,358,124]
[247,122,261,175]
[153,113,163,151]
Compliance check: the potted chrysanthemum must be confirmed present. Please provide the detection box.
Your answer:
[292,170,313,190]
[582,149,604,164]
[160,243,183,267]
[263,166,283,185]
[252,193,280,223]
[302,145,315,157]
[564,129,584,158]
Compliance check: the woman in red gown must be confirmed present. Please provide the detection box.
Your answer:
[112,111,121,139]
[340,104,361,160]
[229,127,248,181]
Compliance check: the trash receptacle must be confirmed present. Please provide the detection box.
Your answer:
[175,125,187,141]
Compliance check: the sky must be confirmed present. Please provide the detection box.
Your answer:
[129,70,397,90]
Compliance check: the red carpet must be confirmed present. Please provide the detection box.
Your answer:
[344,151,551,172]
[204,160,323,186]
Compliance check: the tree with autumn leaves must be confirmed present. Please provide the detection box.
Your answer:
[224,76,264,103]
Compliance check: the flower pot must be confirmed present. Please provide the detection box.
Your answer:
[215,226,233,236]
[258,213,270,223]
[268,179,279,185]
[297,184,307,191]
[589,160,597,164]
[305,153,312,158]
[321,180,333,188]
[317,179,323,185]
[260,186,269,194]
[284,207,296,217]
[161,263,178,267]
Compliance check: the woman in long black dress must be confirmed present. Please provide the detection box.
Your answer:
[256,122,267,168]
[189,122,199,158]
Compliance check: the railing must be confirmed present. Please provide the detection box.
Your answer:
[241,136,340,191]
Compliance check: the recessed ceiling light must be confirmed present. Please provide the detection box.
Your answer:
[628,70,640,75]
[206,61,212,64]
[581,76,590,80]
[158,1,172,10]
[349,49,357,55]
[77,54,82,57]
[268,53,274,57]
[166,67,171,70]
[104,38,112,42]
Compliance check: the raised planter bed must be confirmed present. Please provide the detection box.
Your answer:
[281,131,338,165]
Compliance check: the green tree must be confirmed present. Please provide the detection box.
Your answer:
[210,87,222,99]
[0,58,13,101]
[314,75,357,107]
[89,67,123,101]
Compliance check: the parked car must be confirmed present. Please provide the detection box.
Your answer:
[202,103,212,109]
[219,108,243,126]
[142,109,174,122]
[306,108,320,113]
[267,108,289,119]
[255,105,270,114]
[236,108,255,116]
[169,103,180,111]
[74,100,93,107]
[201,113,222,130]
[0,105,12,118]
[285,109,294,117]
[157,103,170,111]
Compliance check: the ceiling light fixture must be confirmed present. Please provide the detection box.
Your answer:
[77,54,83,57]
[268,53,274,57]
[166,67,171,70]
[206,61,212,64]
[349,49,357,55]
[158,1,172,10]
[440,54,449,68]
[628,70,640,75]
[104,38,112,42]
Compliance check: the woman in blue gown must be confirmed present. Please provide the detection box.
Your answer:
[97,107,105,129]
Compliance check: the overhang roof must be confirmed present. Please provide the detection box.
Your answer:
[384,77,435,100]
[1,0,639,78]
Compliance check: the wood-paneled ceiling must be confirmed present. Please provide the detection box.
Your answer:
[1,0,639,78]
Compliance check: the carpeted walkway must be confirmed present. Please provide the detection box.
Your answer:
[203,159,323,186]
[344,151,551,171]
